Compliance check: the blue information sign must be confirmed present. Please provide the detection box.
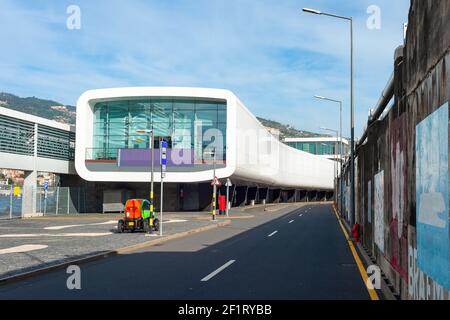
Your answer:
[161,141,167,177]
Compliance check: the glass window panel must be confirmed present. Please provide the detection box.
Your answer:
[128,135,148,149]
[196,110,217,125]
[108,122,128,136]
[129,100,151,125]
[129,121,149,132]
[108,101,129,123]
[195,102,218,111]
[218,110,227,123]
[174,122,193,130]
[174,109,194,124]
[152,100,172,136]
[173,100,195,110]
[94,103,108,121]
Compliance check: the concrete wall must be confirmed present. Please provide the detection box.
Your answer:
[339,0,450,300]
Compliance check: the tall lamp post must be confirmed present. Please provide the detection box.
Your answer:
[320,128,339,208]
[204,148,218,221]
[136,127,155,233]
[315,96,344,215]
[303,7,355,225]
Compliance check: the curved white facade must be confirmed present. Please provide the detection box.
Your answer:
[75,87,334,190]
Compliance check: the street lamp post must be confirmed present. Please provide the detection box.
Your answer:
[204,148,218,221]
[315,96,344,215]
[212,148,217,221]
[304,8,355,225]
[136,127,155,234]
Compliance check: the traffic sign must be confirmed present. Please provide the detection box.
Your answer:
[211,177,221,186]
[225,178,232,187]
[44,181,49,199]
[160,140,167,178]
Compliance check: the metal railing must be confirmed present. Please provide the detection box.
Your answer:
[0,186,88,219]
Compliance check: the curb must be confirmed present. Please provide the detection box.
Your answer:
[0,220,231,286]
[333,206,397,300]
[195,215,254,221]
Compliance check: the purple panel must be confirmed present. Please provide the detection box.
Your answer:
[118,149,195,167]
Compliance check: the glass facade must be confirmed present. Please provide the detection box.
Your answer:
[92,98,227,162]
[286,141,346,156]
[0,114,75,161]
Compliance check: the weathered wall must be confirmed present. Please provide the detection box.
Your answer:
[339,0,450,300]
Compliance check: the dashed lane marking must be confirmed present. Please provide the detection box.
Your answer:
[268,231,278,237]
[201,260,236,282]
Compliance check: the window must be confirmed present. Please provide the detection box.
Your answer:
[91,98,227,161]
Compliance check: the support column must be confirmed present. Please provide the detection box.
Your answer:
[247,187,258,206]
[22,170,40,217]
[259,188,269,205]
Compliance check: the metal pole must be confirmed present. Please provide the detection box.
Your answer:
[350,17,356,226]
[149,128,154,234]
[302,9,355,223]
[55,186,59,215]
[160,177,164,236]
[226,183,229,217]
[160,137,164,237]
[339,101,344,217]
[9,185,13,219]
[212,148,217,221]
[67,187,70,214]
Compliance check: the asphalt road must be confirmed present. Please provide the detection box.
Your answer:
[0,204,370,300]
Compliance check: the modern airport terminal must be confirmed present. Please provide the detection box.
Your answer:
[74,87,335,212]
[1,87,336,215]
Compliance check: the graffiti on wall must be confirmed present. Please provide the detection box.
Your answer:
[374,170,385,253]
[415,103,450,290]
[389,114,408,280]
[408,243,449,300]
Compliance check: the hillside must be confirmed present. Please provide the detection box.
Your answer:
[0,92,76,124]
[256,117,327,139]
[0,92,323,138]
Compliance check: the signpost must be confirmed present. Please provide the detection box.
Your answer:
[43,180,49,215]
[225,178,232,217]
[160,139,167,237]
[211,175,221,221]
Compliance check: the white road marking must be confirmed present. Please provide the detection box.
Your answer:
[268,231,278,237]
[0,244,48,255]
[45,219,187,231]
[0,232,113,238]
[45,220,117,230]
[164,219,188,224]
[201,260,236,282]
[289,220,294,224]
[145,234,159,237]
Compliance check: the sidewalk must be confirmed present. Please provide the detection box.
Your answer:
[0,213,225,281]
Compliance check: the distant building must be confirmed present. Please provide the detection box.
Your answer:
[284,136,350,162]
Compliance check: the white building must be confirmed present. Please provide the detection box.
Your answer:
[284,137,350,162]
[75,87,336,210]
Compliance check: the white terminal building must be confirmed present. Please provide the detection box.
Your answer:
[74,87,336,211]
[284,137,350,162]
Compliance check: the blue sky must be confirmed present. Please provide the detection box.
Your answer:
[0,0,410,137]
